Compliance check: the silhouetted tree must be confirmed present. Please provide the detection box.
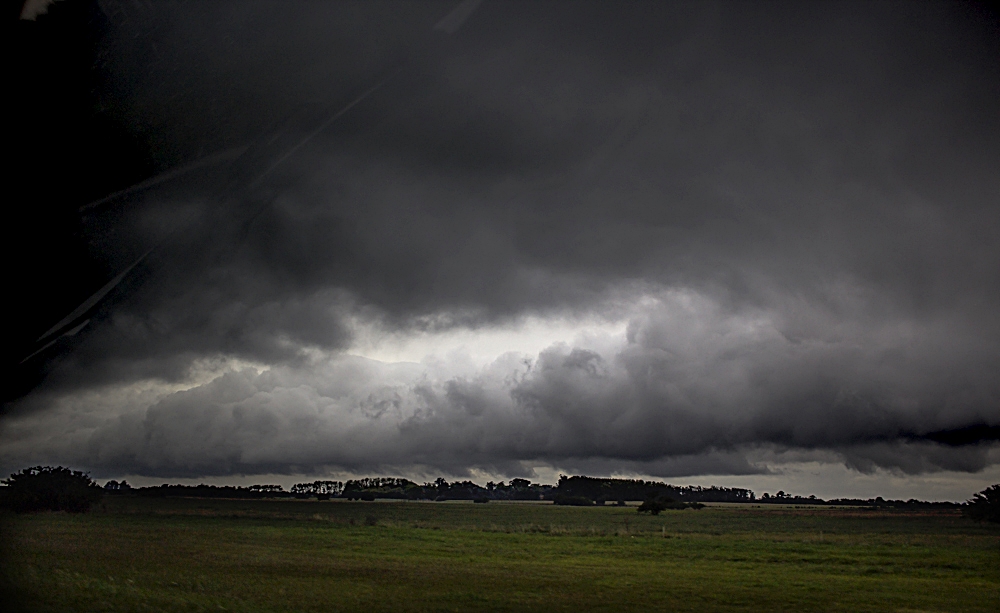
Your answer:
[963,484,1000,523]
[555,475,752,503]
[103,479,132,494]
[637,496,674,515]
[291,480,343,498]
[2,466,103,513]
[637,495,702,514]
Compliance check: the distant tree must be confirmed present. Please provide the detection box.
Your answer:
[637,496,673,515]
[963,484,1000,523]
[2,466,103,513]
[637,495,701,514]
[554,475,752,503]
[313,481,343,496]
[103,479,131,495]
[291,480,342,498]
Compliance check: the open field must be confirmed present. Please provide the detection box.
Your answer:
[2,497,998,612]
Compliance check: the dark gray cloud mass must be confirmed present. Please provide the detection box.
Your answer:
[4,1,999,483]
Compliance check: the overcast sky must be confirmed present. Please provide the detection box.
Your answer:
[4,0,999,500]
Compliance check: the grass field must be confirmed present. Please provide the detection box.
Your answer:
[2,496,997,612]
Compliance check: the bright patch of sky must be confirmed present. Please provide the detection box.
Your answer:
[346,313,630,369]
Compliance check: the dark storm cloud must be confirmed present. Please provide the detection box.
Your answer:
[5,289,996,478]
[6,1,999,478]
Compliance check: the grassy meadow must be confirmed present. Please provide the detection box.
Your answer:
[2,496,997,612]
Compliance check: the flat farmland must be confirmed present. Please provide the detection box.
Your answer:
[2,497,997,612]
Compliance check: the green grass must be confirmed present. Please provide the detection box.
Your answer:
[2,497,997,612]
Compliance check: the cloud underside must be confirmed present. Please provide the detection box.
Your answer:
[7,289,997,478]
[6,2,999,480]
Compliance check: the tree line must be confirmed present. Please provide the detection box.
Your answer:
[3,466,997,522]
[554,475,754,504]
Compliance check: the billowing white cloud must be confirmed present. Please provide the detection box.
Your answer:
[4,289,995,483]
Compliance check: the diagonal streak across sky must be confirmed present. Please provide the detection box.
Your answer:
[20,0,486,366]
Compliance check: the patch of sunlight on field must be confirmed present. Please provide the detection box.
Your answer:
[2,498,998,612]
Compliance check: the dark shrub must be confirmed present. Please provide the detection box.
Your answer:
[963,484,1000,523]
[2,466,103,513]
[552,495,593,506]
[474,497,490,503]
[359,492,376,501]
[637,498,668,515]
[637,496,691,515]
[316,493,330,501]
